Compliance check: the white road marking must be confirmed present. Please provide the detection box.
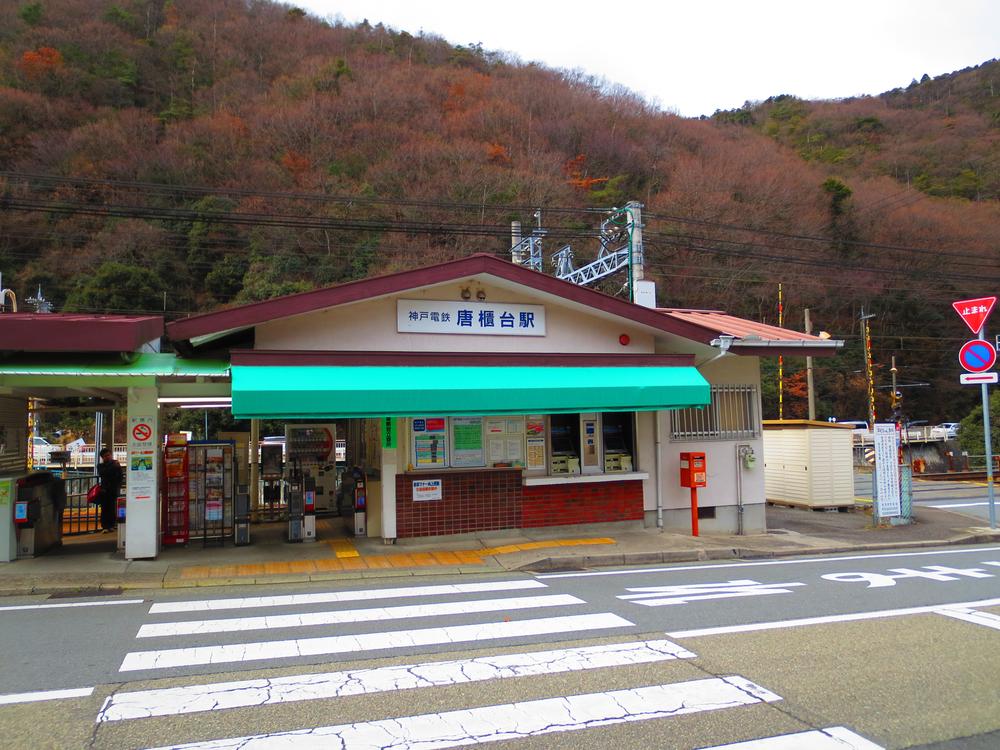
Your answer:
[144,676,779,749]
[0,687,94,705]
[927,502,991,508]
[0,599,144,613]
[536,546,1000,579]
[99,639,695,721]
[619,580,806,606]
[120,612,633,671]
[667,596,1000,638]
[701,726,883,749]
[137,594,584,638]
[148,579,546,614]
[935,606,1000,631]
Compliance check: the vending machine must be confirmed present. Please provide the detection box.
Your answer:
[284,424,338,512]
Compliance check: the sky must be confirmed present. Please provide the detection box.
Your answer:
[297,0,999,117]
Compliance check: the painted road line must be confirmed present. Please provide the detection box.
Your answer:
[537,546,1000,579]
[0,599,144,613]
[927,502,991,508]
[120,612,633,672]
[935,606,1000,631]
[0,687,94,706]
[667,596,1000,638]
[137,594,585,638]
[99,638,694,721]
[145,676,778,750]
[701,726,883,749]
[148,579,546,614]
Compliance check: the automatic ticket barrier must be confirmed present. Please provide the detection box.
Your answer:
[350,468,366,538]
[234,484,251,546]
[13,472,66,558]
[116,497,126,552]
[286,463,317,543]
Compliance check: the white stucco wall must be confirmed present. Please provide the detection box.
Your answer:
[254,279,657,354]
[651,355,766,533]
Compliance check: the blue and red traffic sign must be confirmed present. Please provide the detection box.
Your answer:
[959,339,997,373]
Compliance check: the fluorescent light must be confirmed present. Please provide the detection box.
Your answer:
[177,403,231,409]
[158,397,232,404]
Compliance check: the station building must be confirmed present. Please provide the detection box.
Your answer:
[1,254,840,560]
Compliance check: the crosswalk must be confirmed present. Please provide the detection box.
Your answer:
[92,577,885,749]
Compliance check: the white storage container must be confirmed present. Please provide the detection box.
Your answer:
[763,420,855,507]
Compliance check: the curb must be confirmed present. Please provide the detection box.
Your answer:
[518,533,996,572]
[2,531,997,598]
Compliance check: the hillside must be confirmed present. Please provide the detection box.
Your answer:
[1,0,998,424]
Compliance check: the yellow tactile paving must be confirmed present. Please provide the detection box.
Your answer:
[362,555,395,569]
[328,538,361,558]
[175,536,616,580]
[387,553,417,568]
[431,550,462,565]
[313,558,345,572]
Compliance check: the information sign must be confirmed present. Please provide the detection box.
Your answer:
[873,424,901,518]
[960,372,999,385]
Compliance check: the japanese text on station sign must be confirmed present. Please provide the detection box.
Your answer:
[397,300,545,336]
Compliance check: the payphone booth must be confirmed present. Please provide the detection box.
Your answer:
[679,452,707,537]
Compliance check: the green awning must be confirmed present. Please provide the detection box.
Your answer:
[232,365,709,419]
[0,353,230,388]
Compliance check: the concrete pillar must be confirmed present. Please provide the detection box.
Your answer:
[380,418,397,541]
[125,386,160,560]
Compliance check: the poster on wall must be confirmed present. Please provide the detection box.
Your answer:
[450,417,485,467]
[412,417,448,468]
[128,416,156,498]
[526,416,546,470]
[484,416,525,467]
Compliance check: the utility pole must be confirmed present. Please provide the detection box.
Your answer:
[861,308,876,427]
[805,308,816,420]
[778,284,784,420]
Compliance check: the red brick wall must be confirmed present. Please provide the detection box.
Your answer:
[394,472,644,537]
[395,470,523,538]
[522,480,644,528]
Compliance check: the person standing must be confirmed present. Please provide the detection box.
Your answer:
[97,447,123,532]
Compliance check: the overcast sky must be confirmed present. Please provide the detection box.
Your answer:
[297,0,999,117]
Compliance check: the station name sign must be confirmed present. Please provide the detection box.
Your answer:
[397,300,546,336]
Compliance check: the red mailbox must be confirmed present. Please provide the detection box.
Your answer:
[679,452,707,488]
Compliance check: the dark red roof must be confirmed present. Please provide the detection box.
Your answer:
[167,254,840,357]
[0,313,164,353]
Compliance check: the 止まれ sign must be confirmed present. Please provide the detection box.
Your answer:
[952,296,996,335]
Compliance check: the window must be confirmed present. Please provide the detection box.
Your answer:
[670,385,759,441]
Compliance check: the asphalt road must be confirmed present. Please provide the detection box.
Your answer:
[1,545,999,749]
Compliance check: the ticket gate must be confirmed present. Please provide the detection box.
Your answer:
[12,472,66,558]
[234,484,251,546]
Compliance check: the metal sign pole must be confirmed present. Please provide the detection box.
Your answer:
[979,329,996,529]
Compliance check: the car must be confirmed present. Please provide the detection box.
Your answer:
[833,420,871,441]
[931,422,960,439]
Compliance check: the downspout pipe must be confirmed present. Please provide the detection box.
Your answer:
[655,411,663,529]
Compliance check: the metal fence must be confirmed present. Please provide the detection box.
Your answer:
[61,473,103,536]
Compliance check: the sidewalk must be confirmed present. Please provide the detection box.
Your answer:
[1,504,998,597]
